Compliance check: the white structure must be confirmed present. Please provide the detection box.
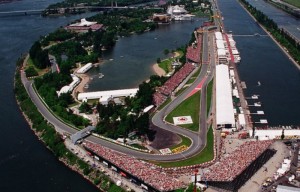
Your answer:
[77,63,93,74]
[216,40,225,49]
[217,48,227,64]
[78,88,139,101]
[249,129,300,140]
[238,114,246,127]
[69,18,97,27]
[143,105,154,113]
[216,64,235,128]
[276,185,300,192]
[57,74,80,96]
[215,32,223,40]
[166,5,194,20]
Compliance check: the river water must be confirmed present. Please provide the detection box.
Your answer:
[218,0,300,126]
[87,20,206,91]
[246,0,300,40]
[0,0,300,191]
[0,1,101,191]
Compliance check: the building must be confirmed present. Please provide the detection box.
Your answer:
[166,5,195,21]
[216,64,235,128]
[78,88,139,104]
[57,74,80,96]
[65,18,103,33]
[76,63,93,74]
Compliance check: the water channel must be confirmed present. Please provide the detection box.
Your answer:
[218,0,300,126]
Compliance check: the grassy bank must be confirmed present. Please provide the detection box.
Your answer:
[165,91,200,132]
[170,135,192,151]
[206,79,214,116]
[283,0,300,8]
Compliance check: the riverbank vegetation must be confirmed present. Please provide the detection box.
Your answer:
[239,0,300,65]
[165,91,200,132]
[14,56,124,192]
[283,0,300,8]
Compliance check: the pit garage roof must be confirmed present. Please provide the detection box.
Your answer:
[216,64,235,126]
[215,32,223,40]
[217,48,226,56]
[78,88,138,101]
[216,40,225,49]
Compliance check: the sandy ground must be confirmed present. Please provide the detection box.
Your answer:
[152,63,166,76]
[74,74,90,93]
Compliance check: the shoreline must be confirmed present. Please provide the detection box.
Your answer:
[238,0,300,70]
[152,63,166,76]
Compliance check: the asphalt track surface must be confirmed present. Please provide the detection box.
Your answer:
[21,29,215,161]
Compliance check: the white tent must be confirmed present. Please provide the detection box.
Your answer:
[216,65,235,128]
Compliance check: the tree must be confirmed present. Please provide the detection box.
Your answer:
[156,57,161,63]
[164,48,169,55]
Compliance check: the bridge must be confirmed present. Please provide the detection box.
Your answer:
[0,5,162,17]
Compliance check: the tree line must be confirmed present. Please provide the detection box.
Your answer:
[240,0,300,65]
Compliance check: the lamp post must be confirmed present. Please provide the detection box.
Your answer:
[194,169,198,192]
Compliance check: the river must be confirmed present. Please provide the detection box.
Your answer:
[217,0,300,126]
[246,0,300,41]
[0,0,101,191]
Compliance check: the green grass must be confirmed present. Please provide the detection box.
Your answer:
[283,0,300,8]
[170,135,192,150]
[27,57,49,75]
[153,126,214,168]
[157,97,171,111]
[191,67,201,78]
[186,77,196,85]
[175,86,189,97]
[165,91,200,131]
[158,59,172,73]
[206,79,214,116]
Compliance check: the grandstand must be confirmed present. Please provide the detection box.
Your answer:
[153,62,196,106]
[84,141,185,192]
[201,141,276,191]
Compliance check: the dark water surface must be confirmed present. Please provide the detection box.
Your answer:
[246,0,300,40]
[218,0,300,126]
[0,0,100,191]
[87,19,206,91]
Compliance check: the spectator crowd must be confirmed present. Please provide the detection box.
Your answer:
[84,141,185,191]
[203,140,273,182]
[186,35,202,63]
[153,62,196,106]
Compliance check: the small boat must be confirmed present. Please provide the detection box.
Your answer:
[99,73,104,79]
[257,81,261,86]
[109,59,114,61]
[84,84,89,89]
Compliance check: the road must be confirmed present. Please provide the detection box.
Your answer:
[20,28,216,161]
